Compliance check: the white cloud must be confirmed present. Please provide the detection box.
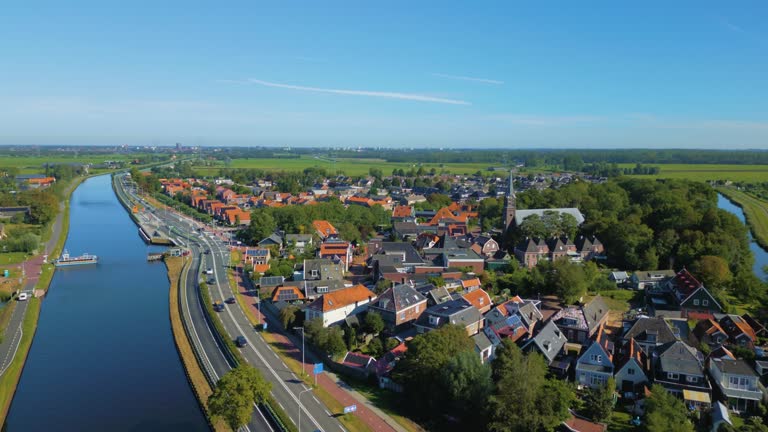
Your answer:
[234,78,471,105]
[430,73,504,85]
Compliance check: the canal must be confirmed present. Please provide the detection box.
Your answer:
[5,175,208,431]
[717,194,768,281]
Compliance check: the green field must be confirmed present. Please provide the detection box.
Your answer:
[193,156,498,177]
[620,163,768,183]
[0,154,146,174]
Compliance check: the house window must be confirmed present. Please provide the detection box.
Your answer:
[693,299,700,306]
[702,300,709,306]
[628,368,635,375]
[415,305,419,313]
[429,315,440,326]
[590,375,605,386]
[400,313,405,321]
[597,355,602,363]
[668,373,679,380]
[317,287,328,294]
[686,376,698,383]
[311,269,318,278]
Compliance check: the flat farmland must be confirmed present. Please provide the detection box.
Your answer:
[193,156,495,177]
[619,163,768,182]
[0,154,142,174]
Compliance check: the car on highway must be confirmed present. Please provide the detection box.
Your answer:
[213,301,224,312]
[205,268,213,275]
[225,297,235,304]
[235,336,247,347]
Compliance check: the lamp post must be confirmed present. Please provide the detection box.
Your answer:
[293,326,305,377]
[297,388,312,432]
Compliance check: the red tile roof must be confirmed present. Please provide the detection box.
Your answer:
[307,284,375,312]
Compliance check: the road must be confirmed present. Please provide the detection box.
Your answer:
[118,173,344,432]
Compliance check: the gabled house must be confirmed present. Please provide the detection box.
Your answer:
[553,296,609,344]
[709,357,764,413]
[414,299,483,336]
[622,317,678,355]
[271,286,305,302]
[304,284,376,327]
[668,268,723,318]
[652,341,711,408]
[318,240,353,272]
[692,319,728,348]
[312,220,338,240]
[258,232,284,248]
[472,235,499,257]
[461,288,492,314]
[367,283,427,330]
[521,320,567,367]
[614,338,649,393]
[576,324,615,389]
[718,314,758,348]
[243,248,271,266]
[473,331,494,364]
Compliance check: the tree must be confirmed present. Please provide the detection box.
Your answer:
[364,311,385,335]
[345,326,357,351]
[644,384,693,432]
[279,305,300,329]
[393,325,474,416]
[323,326,347,357]
[487,340,575,432]
[691,255,732,294]
[584,378,615,422]
[439,349,492,429]
[374,278,393,294]
[549,258,588,304]
[208,364,272,430]
[368,337,384,357]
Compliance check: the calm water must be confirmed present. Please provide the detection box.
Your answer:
[5,175,208,431]
[717,194,768,281]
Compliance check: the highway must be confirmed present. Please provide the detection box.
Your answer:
[117,173,343,432]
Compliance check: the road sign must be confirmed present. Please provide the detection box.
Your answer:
[343,404,357,414]
[313,363,323,375]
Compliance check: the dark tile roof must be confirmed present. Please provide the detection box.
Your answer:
[657,341,704,376]
[416,299,481,330]
[623,317,677,344]
[710,358,758,377]
[370,283,425,312]
[583,296,609,333]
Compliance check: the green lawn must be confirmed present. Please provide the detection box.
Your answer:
[619,163,768,183]
[607,406,638,432]
[0,253,31,266]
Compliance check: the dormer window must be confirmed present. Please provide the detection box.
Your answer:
[667,373,679,380]
[686,376,698,383]
[311,269,318,278]
[429,315,440,326]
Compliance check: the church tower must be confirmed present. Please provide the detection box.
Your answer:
[503,170,516,230]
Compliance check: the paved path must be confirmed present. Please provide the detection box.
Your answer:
[233,267,406,432]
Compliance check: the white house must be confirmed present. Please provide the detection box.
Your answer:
[575,325,614,389]
[305,284,376,327]
[614,338,649,393]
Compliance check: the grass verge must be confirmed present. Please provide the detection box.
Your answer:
[717,187,768,250]
[0,254,30,266]
[165,257,228,432]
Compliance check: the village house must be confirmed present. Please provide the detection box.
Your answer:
[709,357,764,413]
[312,220,338,240]
[243,248,270,267]
[318,240,353,272]
[622,316,678,355]
[613,338,650,393]
[552,296,609,344]
[575,324,615,389]
[304,284,376,327]
[285,234,313,254]
[367,283,427,330]
[652,340,712,409]
[521,320,568,368]
[414,299,483,336]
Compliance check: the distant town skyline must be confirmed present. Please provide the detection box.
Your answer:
[2,1,767,148]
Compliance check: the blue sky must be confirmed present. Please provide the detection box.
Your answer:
[1,1,767,148]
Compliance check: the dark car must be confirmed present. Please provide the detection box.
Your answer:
[235,336,247,347]
[213,301,224,312]
[225,297,236,304]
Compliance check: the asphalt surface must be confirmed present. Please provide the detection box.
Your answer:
[118,174,344,432]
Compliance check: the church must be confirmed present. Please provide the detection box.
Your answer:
[503,170,585,231]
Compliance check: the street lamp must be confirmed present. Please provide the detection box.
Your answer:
[297,388,312,432]
[293,326,305,377]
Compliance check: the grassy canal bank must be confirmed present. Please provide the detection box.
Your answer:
[165,256,228,432]
[717,187,768,250]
